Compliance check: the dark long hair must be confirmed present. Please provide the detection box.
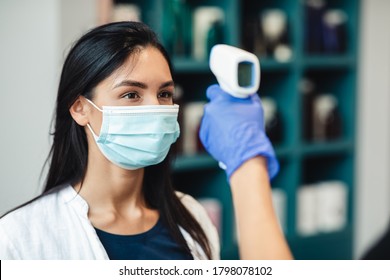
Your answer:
[14,21,212,259]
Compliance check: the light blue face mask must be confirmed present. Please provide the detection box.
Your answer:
[86,99,180,170]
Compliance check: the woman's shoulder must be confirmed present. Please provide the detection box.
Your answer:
[175,191,218,233]
[0,184,71,229]
[0,185,71,258]
[175,191,205,216]
[0,184,91,259]
[175,191,220,259]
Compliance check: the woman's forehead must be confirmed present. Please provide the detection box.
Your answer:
[100,47,172,89]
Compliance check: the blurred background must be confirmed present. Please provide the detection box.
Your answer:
[1,0,390,260]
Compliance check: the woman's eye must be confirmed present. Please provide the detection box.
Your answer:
[158,91,173,99]
[123,92,139,99]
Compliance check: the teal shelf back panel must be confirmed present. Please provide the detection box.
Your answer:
[289,227,353,260]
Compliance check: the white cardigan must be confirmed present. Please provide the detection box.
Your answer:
[0,185,220,260]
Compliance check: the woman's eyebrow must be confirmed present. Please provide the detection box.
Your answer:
[113,80,175,89]
[113,80,147,89]
[159,81,175,89]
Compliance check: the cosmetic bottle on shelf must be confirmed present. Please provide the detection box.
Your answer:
[312,94,342,142]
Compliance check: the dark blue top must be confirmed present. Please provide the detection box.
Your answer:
[94,218,193,260]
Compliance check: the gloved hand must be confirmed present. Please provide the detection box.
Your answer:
[199,84,279,179]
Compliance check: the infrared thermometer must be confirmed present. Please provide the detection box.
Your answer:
[209,44,260,98]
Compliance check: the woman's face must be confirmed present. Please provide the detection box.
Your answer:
[86,46,175,134]
[92,46,174,107]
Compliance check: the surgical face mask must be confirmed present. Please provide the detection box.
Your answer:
[86,99,180,170]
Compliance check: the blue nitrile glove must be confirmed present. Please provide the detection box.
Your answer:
[199,84,279,180]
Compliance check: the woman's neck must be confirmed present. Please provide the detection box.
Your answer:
[74,151,146,213]
[72,140,160,235]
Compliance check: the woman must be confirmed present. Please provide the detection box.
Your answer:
[0,21,215,260]
[0,21,292,260]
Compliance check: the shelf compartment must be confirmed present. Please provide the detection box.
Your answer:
[261,72,299,147]
[240,0,299,61]
[302,0,359,57]
[302,153,354,188]
[116,0,164,34]
[302,68,357,141]
[164,0,239,61]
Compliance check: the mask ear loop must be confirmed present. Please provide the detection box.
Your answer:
[75,98,103,196]
[85,98,103,112]
[85,98,102,139]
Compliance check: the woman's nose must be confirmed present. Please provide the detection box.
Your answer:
[143,94,161,106]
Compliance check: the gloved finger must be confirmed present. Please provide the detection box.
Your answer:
[206,84,228,101]
[250,92,262,104]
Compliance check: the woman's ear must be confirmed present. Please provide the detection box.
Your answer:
[69,97,90,126]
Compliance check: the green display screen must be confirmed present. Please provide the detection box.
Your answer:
[238,61,253,87]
